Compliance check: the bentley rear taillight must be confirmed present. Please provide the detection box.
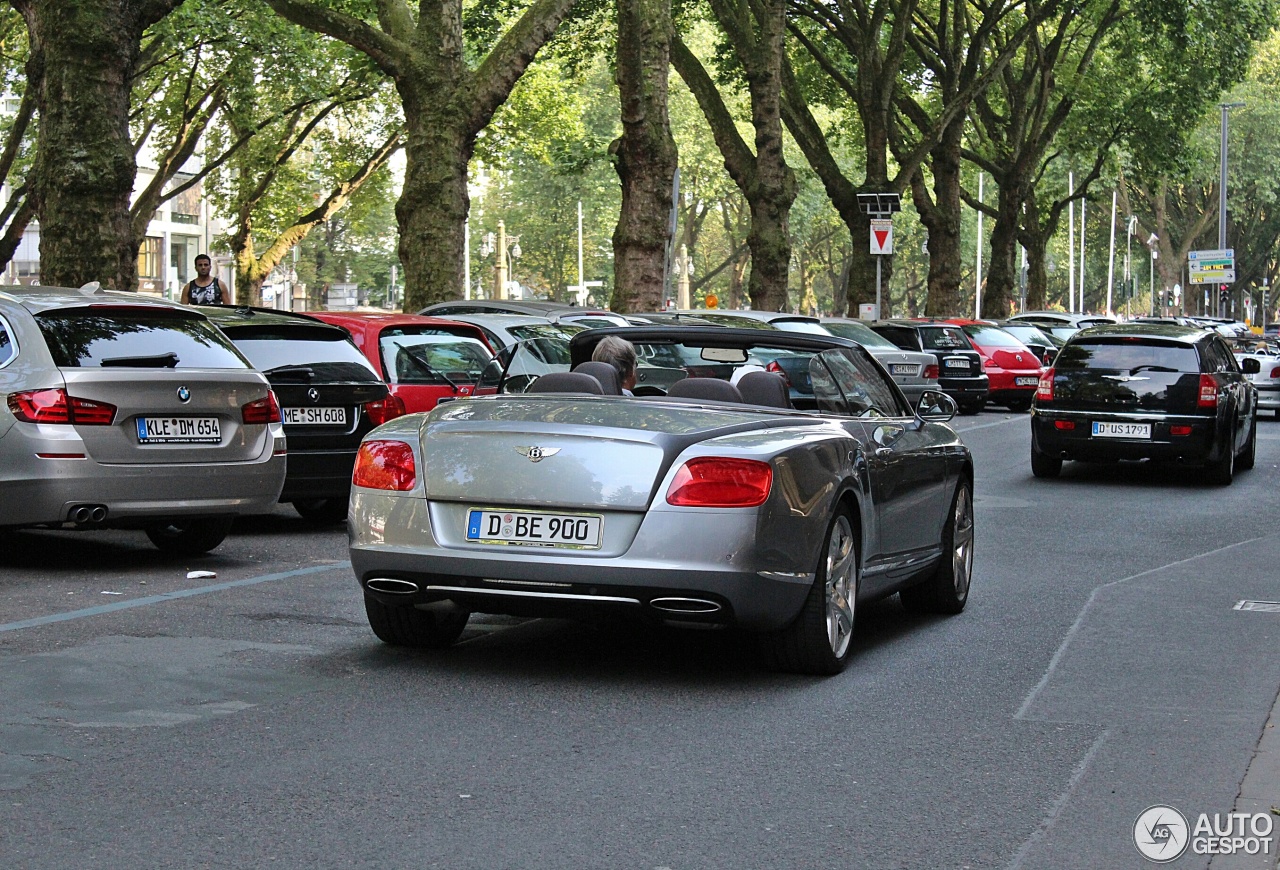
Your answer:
[353,440,417,491]
[666,457,773,507]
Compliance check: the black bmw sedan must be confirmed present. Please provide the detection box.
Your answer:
[201,307,396,521]
[1030,323,1259,485]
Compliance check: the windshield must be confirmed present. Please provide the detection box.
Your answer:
[1004,325,1052,346]
[508,323,585,344]
[221,324,381,381]
[822,321,900,349]
[963,325,1027,348]
[1055,340,1200,373]
[918,326,972,351]
[379,331,492,385]
[37,307,249,369]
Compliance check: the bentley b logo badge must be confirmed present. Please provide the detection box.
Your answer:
[308,388,320,402]
[176,386,190,402]
[516,446,561,462]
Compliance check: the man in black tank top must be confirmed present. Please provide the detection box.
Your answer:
[180,254,227,305]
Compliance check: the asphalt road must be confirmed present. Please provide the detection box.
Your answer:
[2,409,1279,869]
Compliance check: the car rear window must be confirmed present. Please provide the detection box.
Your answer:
[380,333,492,384]
[1055,339,1201,373]
[36,306,250,369]
[963,325,1025,347]
[822,321,899,349]
[221,324,381,381]
[918,326,971,351]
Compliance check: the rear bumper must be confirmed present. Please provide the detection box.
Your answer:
[986,370,1041,403]
[0,455,286,527]
[1254,383,1280,410]
[279,448,358,502]
[348,492,813,632]
[1031,410,1225,464]
[938,375,989,404]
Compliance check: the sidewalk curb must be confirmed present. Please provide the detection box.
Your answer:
[1208,685,1280,870]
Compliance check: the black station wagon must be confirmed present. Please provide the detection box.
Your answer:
[1030,324,1259,484]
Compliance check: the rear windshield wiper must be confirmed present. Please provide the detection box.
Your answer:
[100,351,179,368]
[1129,364,1180,374]
[394,342,459,391]
[265,364,315,379]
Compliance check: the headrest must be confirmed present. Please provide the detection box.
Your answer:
[666,377,743,403]
[736,371,791,409]
[526,371,604,394]
[573,361,623,395]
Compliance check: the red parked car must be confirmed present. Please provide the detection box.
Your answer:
[944,319,1044,412]
[310,312,495,415]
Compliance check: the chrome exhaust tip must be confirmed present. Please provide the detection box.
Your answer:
[89,506,107,523]
[70,506,91,523]
[649,597,723,615]
[366,578,420,594]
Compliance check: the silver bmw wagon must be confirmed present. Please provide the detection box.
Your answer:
[0,285,287,554]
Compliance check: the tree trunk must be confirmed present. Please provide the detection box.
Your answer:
[15,0,180,290]
[982,185,1023,319]
[916,119,965,317]
[609,0,678,313]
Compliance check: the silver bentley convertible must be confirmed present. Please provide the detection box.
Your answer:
[348,327,974,675]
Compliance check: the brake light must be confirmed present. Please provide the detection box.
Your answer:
[1198,374,1219,408]
[1170,425,1192,436]
[241,391,282,424]
[366,394,407,426]
[923,364,939,380]
[8,388,116,425]
[1053,420,1075,430]
[666,457,773,507]
[1036,367,1055,402]
[1270,366,1280,378]
[764,361,791,386]
[353,440,417,491]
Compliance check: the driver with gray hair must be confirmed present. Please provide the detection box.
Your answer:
[592,335,638,395]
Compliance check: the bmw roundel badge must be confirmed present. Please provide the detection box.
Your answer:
[308,388,320,403]
[177,386,191,403]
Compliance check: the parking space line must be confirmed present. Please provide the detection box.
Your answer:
[0,563,349,635]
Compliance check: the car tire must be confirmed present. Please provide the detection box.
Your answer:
[1006,399,1032,413]
[900,480,974,615]
[1030,446,1062,479]
[363,593,470,649]
[1238,418,1257,471]
[759,507,858,676]
[959,401,984,416]
[1204,431,1235,485]
[293,498,348,524]
[145,516,235,555]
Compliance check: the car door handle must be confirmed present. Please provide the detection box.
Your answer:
[875,447,893,456]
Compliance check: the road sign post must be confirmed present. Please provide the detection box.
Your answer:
[1188,249,1236,317]
[858,193,901,320]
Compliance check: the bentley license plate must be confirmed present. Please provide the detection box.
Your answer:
[890,364,920,376]
[136,417,221,444]
[1092,421,1151,439]
[283,407,346,425]
[467,509,603,549]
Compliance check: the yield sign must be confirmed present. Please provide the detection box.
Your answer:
[870,218,894,255]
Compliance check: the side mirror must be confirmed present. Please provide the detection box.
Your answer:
[916,389,958,422]
[1242,357,1261,374]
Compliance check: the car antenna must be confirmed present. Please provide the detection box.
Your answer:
[78,281,103,295]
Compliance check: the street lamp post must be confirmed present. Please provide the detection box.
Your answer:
[1148,233,1159,316]
[488,220,522,300]
[672,245,693,309]
[1219,101,1244,317]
